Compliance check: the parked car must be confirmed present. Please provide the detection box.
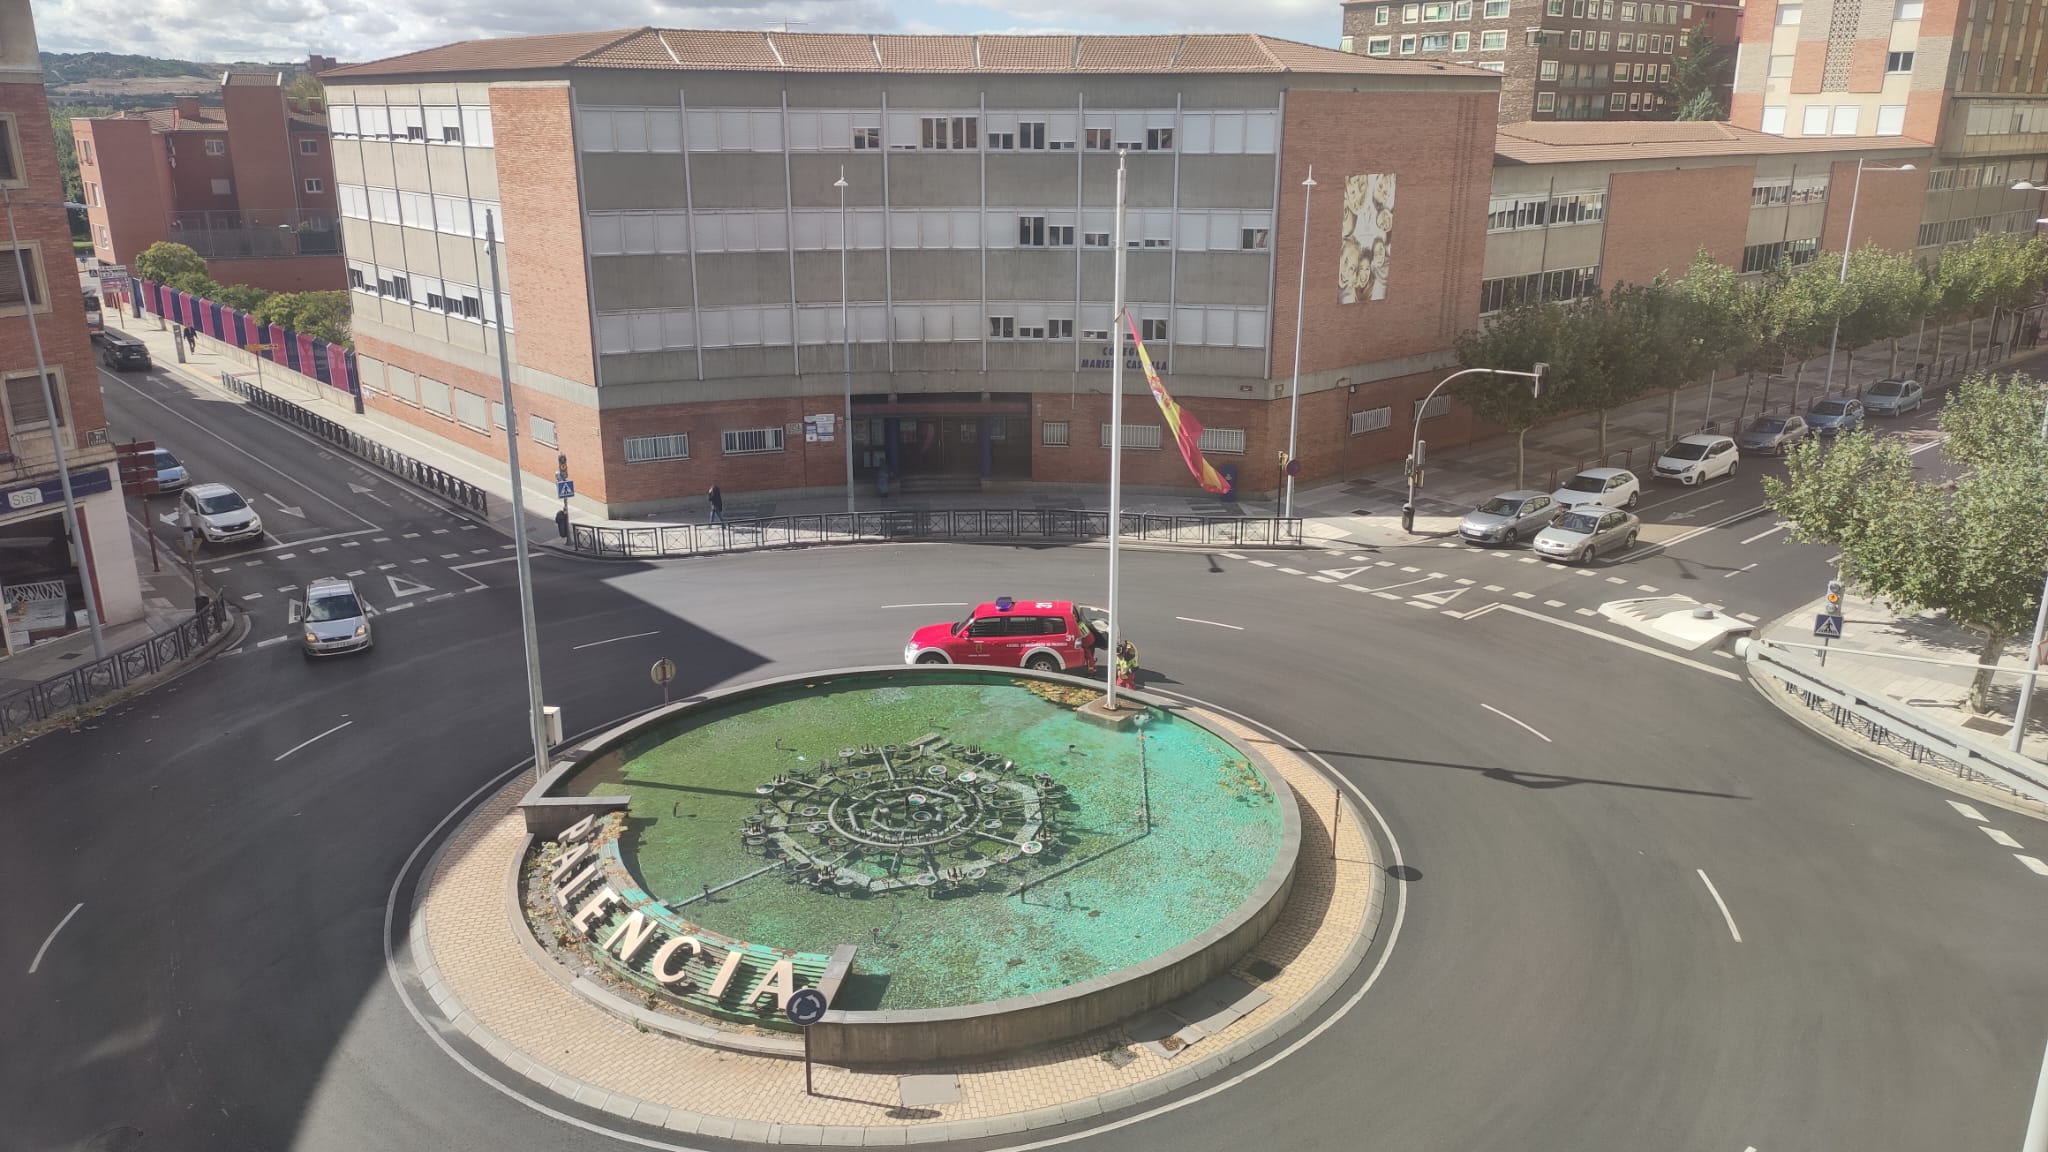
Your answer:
[1805,397,1865,437]
[149,447,188,492]
[904,598,1107,673]
[1736,414,1809,455]
[1863,378,1925,417]
[97,328,152,370]
[1534,505,1640,565]
[1651,434,1740,485]
[1551,467,1640,511]
[180,482,264,545]
[1458,490,1561,546]
[300,576,372,658]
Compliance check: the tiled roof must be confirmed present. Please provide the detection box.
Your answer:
[1494,120,1935,163]
[325,27,1493,80]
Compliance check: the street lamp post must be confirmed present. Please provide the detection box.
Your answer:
[1822,159,1915,397]
[1402,364,1546,534]
[1284,166,1315,519]
[835,169,855,517]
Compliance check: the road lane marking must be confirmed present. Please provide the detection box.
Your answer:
[1480,702,1551,743]
[440,553,460,559]
[1517,556,1538,563]
[1512,591,1534,599]
[1725,563,1758,579]
[275,552,296,561]
[571,630,663,651]
[27,903,83,974]
[274,720,353,762]
[1621,502,1771,559]
[1697,869,1743,942]
[1948,800,1987,822]
[1340,583,1370,592]
[1374,560,1394,567]
[1372,591,1402,600]
[1176,617,1244,632]
[376,563,397,571]
[1309,575,1338,583]
[2018,855,2048,875]
[402,532,421,539]
[424,593,456,603]
[1740,523,1790,545]
[1455,578,1475,585]
[1984,827,2024,848]
[433,528,450,535]
[257,636,289,649]
[1484,584,1505,592]
[1249,559,1275,568]
[1636,585,1660,593]
[1736,612,1759,622]
[1367,575,1436,594]
[276,585,296,593]
[1220,552,1245,561]
[1477,604,1744,681]
[880,602,968,608]
[1399,566,1419,573]
[345,569,366,577]
[1575,608,1597,616]
[1543,599,1565,607]
[309,547,328,554]
[1276,567,1304,575]
[240,592,263,601]
[211,566,229,573]
[1607,576,1627,584]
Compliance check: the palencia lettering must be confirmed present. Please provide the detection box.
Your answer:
[544,813,820,1017]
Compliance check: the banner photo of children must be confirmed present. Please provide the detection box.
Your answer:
[1338,173,1395,305]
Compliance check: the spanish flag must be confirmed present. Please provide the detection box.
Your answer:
[1122,311,1231,495]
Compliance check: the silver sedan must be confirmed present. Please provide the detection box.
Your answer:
[1459,490,1561,547]
[1533,505,1640,565]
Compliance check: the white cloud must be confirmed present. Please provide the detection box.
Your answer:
[33,0,1338,66]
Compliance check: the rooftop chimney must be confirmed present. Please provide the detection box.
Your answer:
[174,96,203,124]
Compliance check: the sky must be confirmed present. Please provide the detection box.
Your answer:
[32,0,1346,66]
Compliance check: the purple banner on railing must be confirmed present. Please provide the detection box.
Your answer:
[137,279,357,396]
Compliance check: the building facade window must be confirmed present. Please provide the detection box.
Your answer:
[3,371,63,433]
[624,433,690,463]
[1887,50,1914,72]
[1497,0,1519,14]
[298,138,319,154]
[1537,92,1557,111]
[1400,34,1419,53]
[531,415,558,447]
[1541,60,1560,79]
[1802,105,1830,135]
[1099,423,1163,450]
[1741,237,1820,273]
[1876,105,1907,135]
[1453,31,1471,50]
[1761,105,1788,133]
[1570,30,1583,48]
[1367,35,1394,54]
[1376,4,1392,22]
[1895,0,1922,17]
[1832,106,1860,134]
[205,139,226,155]
[1478,265,1600,313]
[1778,4,1801,22]
[1349,407,1392,435]
[1421,32,1452,50]
[1042,420,1069,447]
[0,244,44,312]
[722,427,786,455]
[1481,30,1508,49]
[304,178,324,193]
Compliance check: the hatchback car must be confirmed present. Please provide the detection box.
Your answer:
[149,447,188,492]
[1534,505,1640,565]
[1805,397,1865,437]
[1736,414,1808,455]
[300,576,372,658]
[1862,378,1924,417]
[1551,467,1640,511]
[1652,434,1739,485]
[904,598,1106,673]
[180,482,264,545]
[1459,490,1560,546]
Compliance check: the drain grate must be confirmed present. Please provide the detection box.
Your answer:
[1245,959,1282,981]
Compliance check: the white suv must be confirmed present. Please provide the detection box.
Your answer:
[1652,435,1739,485]
[181,483,264,545]
[1551,467,1640,511]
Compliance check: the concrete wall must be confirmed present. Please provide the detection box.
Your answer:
[203,253,346,293]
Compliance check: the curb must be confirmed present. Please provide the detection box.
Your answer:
[1743,607,2048,823]
[0,607,248,755]
[394,719,1389,1146]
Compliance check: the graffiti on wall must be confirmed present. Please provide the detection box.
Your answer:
[1338,173,1395,304]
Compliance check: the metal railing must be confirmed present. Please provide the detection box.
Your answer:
[219,372,491,517]
[1743,637,2048,805]
[568,510,1304,560]
[0,598,230,739]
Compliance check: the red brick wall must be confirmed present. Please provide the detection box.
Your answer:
[0,82,105,455]
[1821,160,1926,253]
[223,83,296,216]
[164,130,236,211]
[593,397,857,506]
[1601,165,1753,288]
[1791,40,1827,96]
[1847,41,1888,93]
[203,253,345,292]
[356,332,603,499]
[1273,89,1495,379]
[77,118,171,268]
[287,122,336,223]
[491,85,596,390]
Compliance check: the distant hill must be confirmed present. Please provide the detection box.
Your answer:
[39,51,314,101]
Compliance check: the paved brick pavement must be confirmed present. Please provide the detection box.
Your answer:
[406,709,1381,1142]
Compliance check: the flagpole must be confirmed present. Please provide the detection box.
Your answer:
[1106,150,1129,711]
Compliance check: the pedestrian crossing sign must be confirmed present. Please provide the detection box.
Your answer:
[1812,614,1843,639]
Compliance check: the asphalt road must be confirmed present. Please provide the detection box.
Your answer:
[3,362,2045,1152]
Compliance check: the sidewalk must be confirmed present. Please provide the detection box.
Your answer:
[1758,591,2048,772]
[111,306,2009,552]
[0,517,204,696]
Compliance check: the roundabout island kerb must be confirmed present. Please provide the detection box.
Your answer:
[394,666,1392,1142]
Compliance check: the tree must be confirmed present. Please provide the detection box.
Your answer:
[1454,299,1570,487]
[1765,255,1850,410]
[1567,282,1664,456]
[1764,373,2048,713]
[285,71,325,103]
[1661,25,1728,121]
[211,282,272,312]
[254,291,351,346]
[134,241,208,285]
[1833,243,1927,390]
[1669,253,1755,435]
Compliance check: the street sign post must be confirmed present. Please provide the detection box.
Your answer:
[650,657,677,705]
[556,480,574,500]
[786,987,829,1095]
[1812,614,1843,638]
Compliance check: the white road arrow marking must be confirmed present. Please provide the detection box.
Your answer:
[386,574,434,598]
[347,481,390,506]
[159,510,182,526]
[264,493,306,518]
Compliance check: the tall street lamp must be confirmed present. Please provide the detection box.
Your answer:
[1402,364,1546,534]
[835,168,854,516]
[1821,159,1915,397]
[1284,165,1315,519]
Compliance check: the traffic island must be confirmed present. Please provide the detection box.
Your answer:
[398,667,1386,1142]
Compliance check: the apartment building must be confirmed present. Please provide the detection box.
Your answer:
[75,70,343,293]
[1340,0,1738,122]
[320,29,1501,514]
[1482,120,1930,321]
[1731,0,2048,252]
[0,0,142,652]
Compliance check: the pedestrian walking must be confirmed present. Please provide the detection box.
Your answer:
[707,484,724,525]
[182,325,197,354]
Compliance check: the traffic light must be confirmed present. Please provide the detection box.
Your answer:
[1825,580,1844,616]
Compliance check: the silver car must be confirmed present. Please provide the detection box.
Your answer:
[1863,377,1924,416]
[1736,414,1808,455]
[1459,490,1560,547]
[1533,505,1640,565]
[300,576,373,658]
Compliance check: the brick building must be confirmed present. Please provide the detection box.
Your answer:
[1340,0,1739,122]
[320,29,1501,515]
[75,70,344,294]
[1730,0,2048,253]
[0,0,142,652]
